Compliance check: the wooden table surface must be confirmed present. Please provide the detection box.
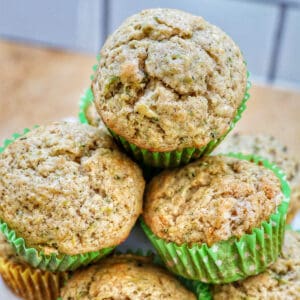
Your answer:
[1,40,300,159]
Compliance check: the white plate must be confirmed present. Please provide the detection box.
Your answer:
[1,213,299,299]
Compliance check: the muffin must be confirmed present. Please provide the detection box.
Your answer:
[60,254,207,299]
[92,8,249,168]
[0,233,68,300]
[214,133,300,223]
[212,230,300,299]
[0,122,145,271]
[141,154,290,283]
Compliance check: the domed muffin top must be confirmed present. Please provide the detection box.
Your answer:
[93,8,247,151]
[0,122,145,255]
[61,254,196,300]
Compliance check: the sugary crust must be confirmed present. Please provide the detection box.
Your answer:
[143,155,283,246]
[214,133,300,222]
[93,8,247,151]
[0,122,145,255]
[60,254,196,300]
[213,230,300,300]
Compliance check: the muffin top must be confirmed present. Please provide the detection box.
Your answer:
[93,8,247,152]
[214,133,300,185]
[213,230,300,300]
[143,155,283,246]
[0,122,145,255]
[214,133,300,222]
[60,254,196,300]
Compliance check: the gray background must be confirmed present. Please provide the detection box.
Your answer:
[0,0,299,87]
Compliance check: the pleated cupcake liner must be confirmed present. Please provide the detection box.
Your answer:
[0,256,69,300]
[0,129,114,272]
[79,58,250,168]
[108,78,250,169]
[78,87,94,125]
[141,153,291,284]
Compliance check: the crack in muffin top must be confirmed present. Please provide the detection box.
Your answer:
[143,155,283,246]
[0,122,145,255]
[60,254,196,300]
[93,8,247,151]
[213,230,300,300]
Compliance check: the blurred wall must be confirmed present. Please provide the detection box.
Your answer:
[0,0,299,88]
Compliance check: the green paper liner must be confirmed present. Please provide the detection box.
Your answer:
[141,153,291,283]
[0,129,114,272]
[0,254,69,300]
[179,277,212,300]
[79,59,251,168]
[208,229,300,298]
[78,88,94,125]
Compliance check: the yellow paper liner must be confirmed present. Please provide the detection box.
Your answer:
[0,256,68,300]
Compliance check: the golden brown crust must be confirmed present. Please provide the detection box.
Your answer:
[213,230,300,300]
[143,155,283,246]
[214,132,300,222]
[93,8,247,152]
[0,122,145,255]
[60,254,196,300]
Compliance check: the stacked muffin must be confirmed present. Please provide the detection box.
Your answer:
[0,122,146,298]
[0,7,298,300]
[91,8,249,168]
[141,154,289,283]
